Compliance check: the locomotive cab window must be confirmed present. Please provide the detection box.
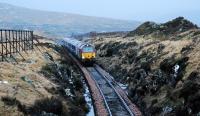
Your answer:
[82,47,94,52]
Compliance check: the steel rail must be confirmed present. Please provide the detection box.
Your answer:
[95,67,134,116]
[88,67,134,116]
[88,67,113,116]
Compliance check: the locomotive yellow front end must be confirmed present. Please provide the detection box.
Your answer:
[82,52,96,60]
[81,45,96,64]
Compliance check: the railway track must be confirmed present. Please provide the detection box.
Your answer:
[60,46,142,116]
[87,66,134,116]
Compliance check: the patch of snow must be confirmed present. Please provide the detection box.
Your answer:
[64,88,74,97]
[69,79,73,84]
[84,84,95,116]
[174,64,180,73]
[0,81,8,84]
[118,83,128,90]
[174,64,180,78]
[162,106,173,115]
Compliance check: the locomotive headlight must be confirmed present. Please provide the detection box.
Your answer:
[82,56,85,59]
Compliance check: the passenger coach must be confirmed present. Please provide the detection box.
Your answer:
[62,38,96,64]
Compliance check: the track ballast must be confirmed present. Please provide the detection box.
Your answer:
[87,67,134,116]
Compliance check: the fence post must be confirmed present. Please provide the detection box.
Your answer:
[8,30,11,57]
[0,30,3,61]
[31,31,34,50]
[23,30,25,51]
[28,31,30,50]
[21,30,23,51]
[25,31,27,50]
[15,31,18,53]
[26,31,28,50]
[24,31,26,51]
[5,30,8,57]
[12,30,14,54]
[19,30,21,51]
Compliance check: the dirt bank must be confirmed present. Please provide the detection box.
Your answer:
[0,38,89,115]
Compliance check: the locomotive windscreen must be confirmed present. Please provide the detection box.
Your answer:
[83,47,94,52]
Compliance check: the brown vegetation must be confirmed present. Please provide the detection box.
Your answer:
[89,17,200,115]
[0,39,88,115]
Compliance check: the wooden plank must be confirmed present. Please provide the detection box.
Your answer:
[31,31,34,49]
[5,30,8,57]
[19,30,21,51]
[23,31,25,50]
[0,30,3,61]
[9,30,11,57]
[12,30,14,54]
[15,30,18,53]
[24,31,26,50]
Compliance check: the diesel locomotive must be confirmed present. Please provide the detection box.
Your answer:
[62,38,96,64]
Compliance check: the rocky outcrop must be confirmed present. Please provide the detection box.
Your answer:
[126,17,198,37]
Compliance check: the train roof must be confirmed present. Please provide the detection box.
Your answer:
[63,38,93,49]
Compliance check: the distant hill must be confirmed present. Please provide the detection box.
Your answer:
[73,31,129,40]
[126,17,198,37]
[0,3,141,38]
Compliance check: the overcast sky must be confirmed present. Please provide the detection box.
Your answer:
[1,0,199,24]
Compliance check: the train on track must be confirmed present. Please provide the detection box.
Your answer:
[61,38,96,64]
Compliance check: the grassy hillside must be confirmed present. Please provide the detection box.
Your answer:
[89,17,200,115]
[0,39,89,115]
[0,3,140,38]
